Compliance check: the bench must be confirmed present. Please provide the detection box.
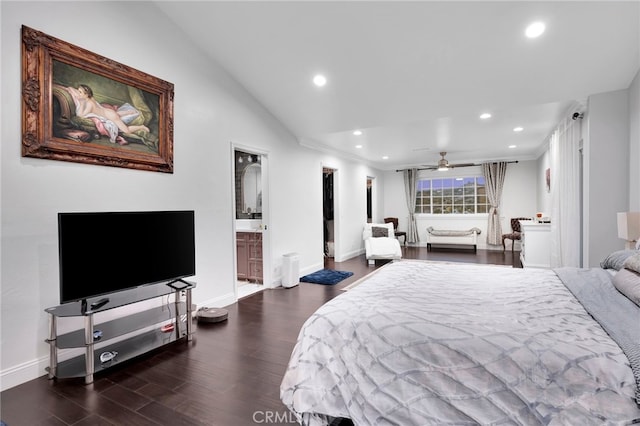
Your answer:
[426,227,481,252]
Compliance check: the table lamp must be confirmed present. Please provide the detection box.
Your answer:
[617,212,640,250]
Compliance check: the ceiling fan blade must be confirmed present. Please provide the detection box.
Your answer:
[448,162,478,169]
[419,152,479,170]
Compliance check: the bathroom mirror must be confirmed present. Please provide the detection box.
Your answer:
[235,150,262,219]
[243,163,261,216]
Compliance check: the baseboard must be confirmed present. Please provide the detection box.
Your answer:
[334,248,365,262]
[198,291,236,309]
[300,262,324,278]
[1,356,49,392]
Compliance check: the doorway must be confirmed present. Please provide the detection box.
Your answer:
[233,146,270,299]
[367,177,374,223]
[323,168,336,258]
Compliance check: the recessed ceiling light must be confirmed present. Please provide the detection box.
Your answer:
[508,145,517,149]
[479,113,492,120]
[382,156,389,160]
[513,127,524,132]
[353,130,363,136]
[313,74,327,87]
[525,21,546,38]
[355,145,363,149]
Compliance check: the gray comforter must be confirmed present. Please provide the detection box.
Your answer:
[555,267,640,404]
[280,261,640,425]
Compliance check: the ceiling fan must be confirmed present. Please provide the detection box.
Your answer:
[422,152,477,171]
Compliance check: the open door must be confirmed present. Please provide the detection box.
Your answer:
[233,146,271,299]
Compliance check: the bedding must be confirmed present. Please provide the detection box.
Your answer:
[600,249,638,271]
[624,253,640,274]
[281,260,640,425]
[612,268,640,307]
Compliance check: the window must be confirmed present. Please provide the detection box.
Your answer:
[416,176,488,214]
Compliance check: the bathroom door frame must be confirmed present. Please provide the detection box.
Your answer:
[230,143,272,298]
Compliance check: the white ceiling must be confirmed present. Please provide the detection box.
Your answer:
[156,1,640,170]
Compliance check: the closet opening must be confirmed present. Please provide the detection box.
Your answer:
[367,177,373,223]
[323,168,335,258]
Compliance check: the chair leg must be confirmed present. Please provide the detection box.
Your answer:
[502,237,506,251]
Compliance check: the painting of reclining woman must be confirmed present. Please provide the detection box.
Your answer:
[52,60,160,154]
[22,26,174,172]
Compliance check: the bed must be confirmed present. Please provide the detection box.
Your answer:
[280,258,640,425]
[426,226,481,252]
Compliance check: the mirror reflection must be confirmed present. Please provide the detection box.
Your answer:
[243,164,261,215]
[235,150,262,219]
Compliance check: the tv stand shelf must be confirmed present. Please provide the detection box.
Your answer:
[45,281,195,384]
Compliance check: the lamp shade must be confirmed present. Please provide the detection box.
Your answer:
[617,212,640,241]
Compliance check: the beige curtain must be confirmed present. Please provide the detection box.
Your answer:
[403,168,419,243]
[481,162,508,245]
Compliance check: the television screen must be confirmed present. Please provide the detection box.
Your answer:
[58,210,195,304]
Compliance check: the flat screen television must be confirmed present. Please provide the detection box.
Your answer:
[58,210,196,304]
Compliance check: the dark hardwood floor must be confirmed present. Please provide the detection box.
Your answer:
[0,247,520,426]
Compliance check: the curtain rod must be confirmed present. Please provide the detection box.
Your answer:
[395,160,519,173]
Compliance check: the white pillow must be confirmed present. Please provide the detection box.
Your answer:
[612,268,640,307]
[623,253,640,274]
[600,250,638,271]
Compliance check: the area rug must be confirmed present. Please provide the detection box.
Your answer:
[300,269,354,285]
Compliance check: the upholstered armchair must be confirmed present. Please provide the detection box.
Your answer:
[502,217,532,251]
[363,223,402,265]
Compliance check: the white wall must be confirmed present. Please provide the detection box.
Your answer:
[382,161,537,249]
[583,89,630,267]
[0,1,385,390]
[629,69,640,210]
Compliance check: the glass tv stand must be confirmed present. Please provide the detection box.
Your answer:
[45,281,195,384]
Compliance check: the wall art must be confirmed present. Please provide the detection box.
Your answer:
[21,26,174,173]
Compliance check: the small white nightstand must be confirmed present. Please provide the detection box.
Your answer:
[519,221,551,268]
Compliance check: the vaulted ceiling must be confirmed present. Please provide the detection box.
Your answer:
[156,1,640,170]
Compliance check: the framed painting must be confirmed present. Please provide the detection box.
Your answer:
[545,167,551,193]
[21,26,174,173]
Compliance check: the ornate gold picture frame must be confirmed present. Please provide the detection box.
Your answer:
[21,26,175,173]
